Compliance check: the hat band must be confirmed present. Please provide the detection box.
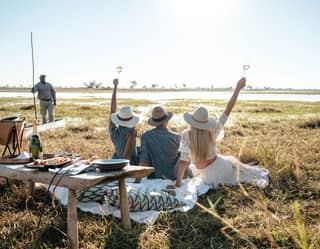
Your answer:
[152,114,167,122]
[117,114,133,122]
[192,115,208,123]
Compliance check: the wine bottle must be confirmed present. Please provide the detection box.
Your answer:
[29,119,43,160]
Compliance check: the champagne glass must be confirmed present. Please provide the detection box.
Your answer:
[243,64,250,76]
[116,65,123,79]
[116,65,123,87]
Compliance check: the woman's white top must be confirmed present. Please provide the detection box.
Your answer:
[178,113,269,188]
[178,113,228,161]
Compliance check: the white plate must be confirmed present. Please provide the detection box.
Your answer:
[92,159,129,166]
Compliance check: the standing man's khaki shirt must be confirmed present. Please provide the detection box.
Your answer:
[32,81,56,103]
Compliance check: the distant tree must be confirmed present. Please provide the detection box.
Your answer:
[210,85,214,89]
[174,83,178,88]
[182,83,186,88]
[83,81,103,88]
[151,83,158,88]
[247,85,253,90]
[130,81,137,88]
[84,81,96,88]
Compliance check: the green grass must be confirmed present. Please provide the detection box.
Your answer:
[0,97,319,248]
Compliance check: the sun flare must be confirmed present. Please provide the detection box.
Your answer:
[171,0,236,30]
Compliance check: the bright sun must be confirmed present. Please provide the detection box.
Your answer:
[171,0,236,31]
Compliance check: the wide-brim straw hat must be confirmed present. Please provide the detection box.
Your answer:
[111,106,139,128]
[183,106,217,130]
[148,106,173,126]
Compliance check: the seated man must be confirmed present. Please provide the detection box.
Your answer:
[139,106,180,180]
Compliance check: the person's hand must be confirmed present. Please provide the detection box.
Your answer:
[167,181,181,189]
[162,189,176,196]
[166,184,176,189]
[236,77,246,89]
[113,79,119,87]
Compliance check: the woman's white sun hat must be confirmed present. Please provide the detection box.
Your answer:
[111,106,139,128]
[183,106,217,130]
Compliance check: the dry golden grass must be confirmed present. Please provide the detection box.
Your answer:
[0,98,319,248]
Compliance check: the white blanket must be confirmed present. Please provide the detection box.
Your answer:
[45,177,211,224]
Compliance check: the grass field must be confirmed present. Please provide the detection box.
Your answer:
[0,97,319,249]
[1,87,320,95]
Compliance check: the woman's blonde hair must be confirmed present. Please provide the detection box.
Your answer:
[188,127,214,164]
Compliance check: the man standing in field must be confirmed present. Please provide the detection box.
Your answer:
[31,74,56,124]
[139,106,181,180]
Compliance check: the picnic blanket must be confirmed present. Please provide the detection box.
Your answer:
[45,177,211,224]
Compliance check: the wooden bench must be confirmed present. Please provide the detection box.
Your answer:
[0,164,154,249]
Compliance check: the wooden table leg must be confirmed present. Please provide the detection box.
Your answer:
[119,177,131,229]
[67,189,79,249]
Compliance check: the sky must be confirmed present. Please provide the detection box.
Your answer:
[1,0,320,89]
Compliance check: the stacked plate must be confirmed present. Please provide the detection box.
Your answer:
[91,159,129,172]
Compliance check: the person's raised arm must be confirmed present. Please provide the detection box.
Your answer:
[109,79,119,129]
[223,77,246,117]
[110,79,119,114]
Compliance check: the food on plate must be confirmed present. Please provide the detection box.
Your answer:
[34,159,48,166]
[53,157,68,163]
[33,157,68,166]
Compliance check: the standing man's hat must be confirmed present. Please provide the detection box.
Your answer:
[183,106,217,130]
[111,106,139,128]
[148,106,173,126]
[39,74,46,79]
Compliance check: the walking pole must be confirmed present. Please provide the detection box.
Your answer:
[31,32,37,120]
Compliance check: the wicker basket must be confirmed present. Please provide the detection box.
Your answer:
[0,117,25,145]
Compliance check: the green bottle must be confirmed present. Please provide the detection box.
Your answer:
[29,119,43,160]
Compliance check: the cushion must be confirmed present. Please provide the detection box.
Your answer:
[78,183,183,212]
[105,188,182,212]
[77,182,118,203]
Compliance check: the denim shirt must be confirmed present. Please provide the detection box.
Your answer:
[109,121,139,165]
[140,127,181,180]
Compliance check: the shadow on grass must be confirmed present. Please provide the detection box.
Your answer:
[103,223,139,249]
[20,105,34,110]
[298,118,320,129]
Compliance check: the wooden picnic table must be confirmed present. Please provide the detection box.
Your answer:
[0,163,154,249]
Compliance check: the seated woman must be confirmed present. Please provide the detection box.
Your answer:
[174,77,269,188]
[109,79,139,164]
